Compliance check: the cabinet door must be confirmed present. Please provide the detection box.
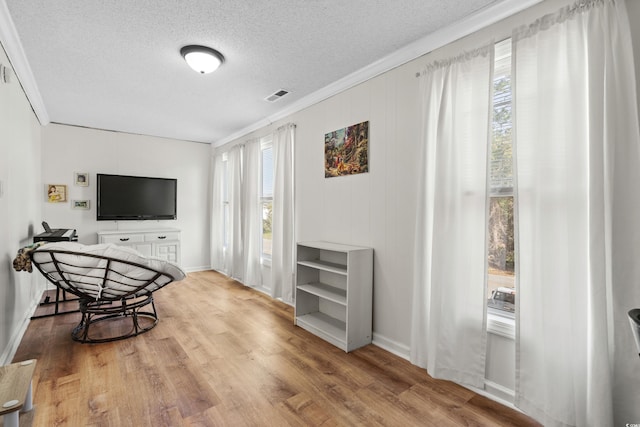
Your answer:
[133,242,154,257]
[155,242,179,263]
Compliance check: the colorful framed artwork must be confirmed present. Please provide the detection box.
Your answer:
[324,121,369,178]
[46,184,67,203]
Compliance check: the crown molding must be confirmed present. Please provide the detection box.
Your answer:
[0,0,50,125]
[213,0,542,147]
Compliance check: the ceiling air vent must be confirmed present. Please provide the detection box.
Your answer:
[265,89,289,102]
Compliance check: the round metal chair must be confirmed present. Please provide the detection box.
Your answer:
[30,242,185,343]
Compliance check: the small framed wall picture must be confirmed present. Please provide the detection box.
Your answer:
[47,184,67,203]
[72,200,90,210]
[75,172,89,186]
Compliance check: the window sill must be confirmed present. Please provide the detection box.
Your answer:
[487,310,515,339]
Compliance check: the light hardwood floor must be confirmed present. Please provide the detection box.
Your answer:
[9,270,540,426]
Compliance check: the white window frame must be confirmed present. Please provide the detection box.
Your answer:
[260,136,273,266]
[487,38,516,339]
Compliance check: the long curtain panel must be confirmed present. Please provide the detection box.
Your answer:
[270,124,295,303]
[210,152,226,271]
[411,45,493,388]
[242,139,262,288]
[225,145,244,280]
[513,0,640,424]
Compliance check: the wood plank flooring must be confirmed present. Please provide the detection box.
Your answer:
[9,270,540,426]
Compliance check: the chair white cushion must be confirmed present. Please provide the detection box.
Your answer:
[31,242,186,299]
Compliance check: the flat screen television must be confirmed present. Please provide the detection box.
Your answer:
[97,174,177,221]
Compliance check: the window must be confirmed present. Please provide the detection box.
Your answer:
[261,137,273,261]
[487,39,515,320]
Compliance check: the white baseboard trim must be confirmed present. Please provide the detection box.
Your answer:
[464,380,525,415]
[0,297,40,365]
[183,265,213,273]
[371,332,410,360]
[483,380,516,404]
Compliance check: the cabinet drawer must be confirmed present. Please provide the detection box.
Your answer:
[101,234,145,244]
[144,232,180,242]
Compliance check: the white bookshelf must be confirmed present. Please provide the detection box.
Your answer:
[295,241,373,352]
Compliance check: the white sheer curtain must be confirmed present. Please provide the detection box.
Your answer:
[210,151,226,271]
[225,145,244,280]
[242,139,262,288]
[411,44,493,388]
[513,0,640,425]
[270,124,295,303]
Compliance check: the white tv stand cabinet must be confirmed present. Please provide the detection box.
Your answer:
[97,228,181,265]
[295,241,373,352]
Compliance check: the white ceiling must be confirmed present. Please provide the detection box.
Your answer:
[1,0,533,145]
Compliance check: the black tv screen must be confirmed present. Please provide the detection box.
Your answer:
[97,174,177,221]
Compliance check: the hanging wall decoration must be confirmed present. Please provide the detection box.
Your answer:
[72,200,90,210]
[74,172,89,186]
[324,121,369,178]
[46,184,67,203]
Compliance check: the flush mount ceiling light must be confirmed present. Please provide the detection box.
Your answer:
[180,45,224,74]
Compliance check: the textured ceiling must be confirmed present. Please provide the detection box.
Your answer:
[4,0,501,144]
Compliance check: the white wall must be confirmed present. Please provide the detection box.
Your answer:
[293,64,421,354]
[40,124,211,271]
[0,44,44,364]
